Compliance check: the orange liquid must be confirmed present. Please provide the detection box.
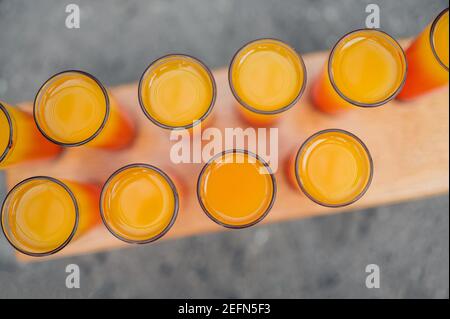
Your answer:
[1,177,100,256]
[139,55,215,129]
[101,165,178,242]
[0,102,61,168]
[398,9,449,99]
[294,130,372,207]
[198,151,275,228]
[34,71,134,149]
[230,39,305,125]
[313,30,406,114]
[0,109,9,156]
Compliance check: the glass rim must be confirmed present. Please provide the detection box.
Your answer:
[429,8,449,72]
[0,176,80,257]
[228,38,308,115]
[33,69,111,147]
[328,28,408,108]
[196,149,277,229]
[100,163,179,244]
[0,102,14,164]
[294,129,374,208]
[138,54,217,130]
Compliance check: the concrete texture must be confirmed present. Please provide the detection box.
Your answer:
[0,0,448,298]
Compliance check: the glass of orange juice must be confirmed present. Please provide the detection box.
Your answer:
[312,29,407,114]
[229,39,307,126]
[1,102,61,169]
[139,54,216,130]
[100,164,179,243]
[398,8,449,99]
[288,129,373,207]
[1,176,100,257]
[197,150,276,228]
[34,70,135,149]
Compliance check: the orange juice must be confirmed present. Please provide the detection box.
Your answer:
[101,164,178,243]
[0,110,9,156]
[34,70,134,149]
[398,8,449,99]
[139,55,216,130]
[1,177,100,256]
[292,130,373,207]
[197,150,276,228]
[0,102,61,168]
[312,29,407,114]
[229,39,306,125]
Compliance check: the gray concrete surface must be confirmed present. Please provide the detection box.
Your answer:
[0,0,448,298]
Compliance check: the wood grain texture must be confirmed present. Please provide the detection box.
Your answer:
[5,41,449,262]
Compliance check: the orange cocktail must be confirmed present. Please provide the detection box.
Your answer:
[229,39,306,126]
[1,102,61,168]
[197,150,276,228]
[139,55,216,130]
[101,164,179,243]
[34,70,134,149]
[289,130,373,207]
[1,177,100,256]
[398,8,449,99]
[312,29,407,114]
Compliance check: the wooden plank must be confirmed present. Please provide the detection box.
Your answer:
[4,40,449,262]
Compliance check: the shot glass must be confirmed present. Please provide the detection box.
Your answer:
[139,54,216,131]
[1,177,100,257]
[34,70,135,149]
[397,8,449,99]
[288,129,373,207]
[197,150,276,228]
[312,29,407,114]
[229,39,307,126]
[0,101,61,169]
[100,164,179,244]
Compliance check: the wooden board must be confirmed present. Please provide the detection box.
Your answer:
[5,40,449,262]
